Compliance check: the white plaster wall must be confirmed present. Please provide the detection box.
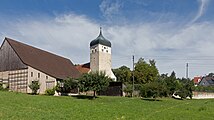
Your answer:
[27,66,56,94]
[0,71,9,88]
[193,91,214,99]
[90,44,116,81]
[90,49,99,72]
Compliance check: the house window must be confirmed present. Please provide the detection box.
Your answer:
[102,49,104,52]
[46,81,55,89]
[38,73,40,78]
[46,76,48,79]
[31,72,33,77]
[106,50,108,53]
[104,47,106,49]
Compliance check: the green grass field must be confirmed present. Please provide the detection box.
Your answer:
[0,91,213,120]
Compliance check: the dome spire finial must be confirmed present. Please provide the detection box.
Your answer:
[99,26,102,36]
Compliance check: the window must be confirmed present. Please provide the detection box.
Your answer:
[104,47,106,49]
[46,76,48,79]
[46,81,55,89]
[102,49,104,52]
[106,50,108,53]
[31,72,33,77]
[38,73,40,78]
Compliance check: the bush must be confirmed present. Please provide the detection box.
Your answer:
[0,83,9,91]
[123,84,133,97]
[194,86,214,92]
[45,87,56,96]
[140,82,166,99]
[29,81,40,94]
[0,83,3,90]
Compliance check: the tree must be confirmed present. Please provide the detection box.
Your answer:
[29,81,40,94]
[174,78,194,99]
[165,71,177,96]
[158,71,194,99]
[57,77,78,93]
[140,81,166,99]
[112,66,131,83]
[134,58,159,84]
[78,71,111,98]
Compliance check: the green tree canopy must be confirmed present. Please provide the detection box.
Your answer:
[78,71,111,98]
[56,77,78,93]
[113,65,131,84]
[158,72,194,99]
[134,58,159,84]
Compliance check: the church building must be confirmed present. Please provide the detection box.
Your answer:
[76,28,116,81]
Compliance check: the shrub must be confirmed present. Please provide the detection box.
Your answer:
[0,83,9,91]
[45,87,55,96]
[123,84,133,97]
[0,83,3,90]
[29,81,40,94]
[140,82,166,99]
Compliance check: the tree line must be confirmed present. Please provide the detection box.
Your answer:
[113,58,194,99]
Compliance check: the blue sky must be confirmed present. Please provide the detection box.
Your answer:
[0,0,214,78]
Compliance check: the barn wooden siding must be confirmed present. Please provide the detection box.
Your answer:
[0,40,28,92]
[0,40,27,72]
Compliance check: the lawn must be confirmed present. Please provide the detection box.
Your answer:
[0,91,213,120]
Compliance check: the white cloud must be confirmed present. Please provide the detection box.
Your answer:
[191,0,210,23]
[1,13,214,78]
[99,0,123,22]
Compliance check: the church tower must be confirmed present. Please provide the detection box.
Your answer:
[90,27,116,81]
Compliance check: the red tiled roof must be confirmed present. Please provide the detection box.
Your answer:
[75,63,90,74]
[193,76,202,84]
[5,37,81,79]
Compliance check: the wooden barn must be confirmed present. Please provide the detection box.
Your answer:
[0,37,80,94]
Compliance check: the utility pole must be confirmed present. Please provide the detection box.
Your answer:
[186,63,189,79]
[132,55,135,97]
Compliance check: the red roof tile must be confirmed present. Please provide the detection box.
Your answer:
[75,63,90,74]
[193,76,202,84]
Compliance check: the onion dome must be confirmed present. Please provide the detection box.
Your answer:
[90,27,111,47]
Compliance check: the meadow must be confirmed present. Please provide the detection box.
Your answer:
[0,91,213,120]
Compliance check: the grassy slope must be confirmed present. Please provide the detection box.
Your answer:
[0,91,213,120]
